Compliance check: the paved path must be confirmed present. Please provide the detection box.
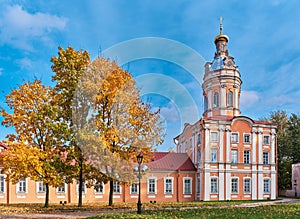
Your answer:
[0,198,299,219]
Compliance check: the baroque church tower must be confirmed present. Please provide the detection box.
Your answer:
[203,18,242,118]
[174,19,277,201]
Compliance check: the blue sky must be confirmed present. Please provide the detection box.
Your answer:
[0,0,300,151]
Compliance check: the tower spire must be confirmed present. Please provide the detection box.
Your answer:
[218,16,223,34]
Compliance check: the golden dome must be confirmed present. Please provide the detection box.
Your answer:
[214,33,229,44]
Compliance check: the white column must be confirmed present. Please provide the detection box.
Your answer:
[219,171,224,200]
[225,127,231,163]
[207,90,212,117]
[258,173,263,200]
[252,130,257,164]
[226,170,231,200]
[257,129,263,200]
[220,85,226,115]
[271,168,276,199]
[205,128,210,162]
[204,172,210,201]
[258,129,263,164]
[251,174,257,200]
[270,130,276,164]
[219,127,224,163]
[233,85,239,116]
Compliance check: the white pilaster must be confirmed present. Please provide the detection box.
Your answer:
[225,127,231,163]
[226,169,231,200]
[258,173,263,200]
[219,170,224,200]
[271,168,276,200]
[251,173,257,200]
[220,85,226,114]
[258,129,263,164]
[204,172,210,201]
[271,130,276,164]
[205,128,210,162]
[219,127,224,163]
[252,129,257,164]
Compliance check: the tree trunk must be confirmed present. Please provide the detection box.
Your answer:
[44,183,49,208]
[78,158,83,207]
[108,180,114,206]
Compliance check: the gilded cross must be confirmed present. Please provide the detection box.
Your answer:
[218,16,223,34]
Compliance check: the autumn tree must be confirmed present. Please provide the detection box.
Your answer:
[1,80,68,207]
[74,57,164,206]
[51,46,108,207]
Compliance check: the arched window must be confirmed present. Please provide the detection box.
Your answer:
[204,96,208,111]
[228,91,233,107]
[213,92,219,107]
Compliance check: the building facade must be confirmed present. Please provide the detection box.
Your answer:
[174,24,277,201]
[0,152,196,204]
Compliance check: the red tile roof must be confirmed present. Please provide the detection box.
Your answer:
[147,152,196,172]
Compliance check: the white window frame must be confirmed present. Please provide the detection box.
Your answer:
[244,150,250,164]
[113,181,121,194]
[231,150,238,164]
[211,132,218,142]
[244,178,251,194]
[263,152,269,165]
[0,175,5,193]
[164,177,174,194]
[36,181,46,193]
[211,149,217,163]
[56,183,66,194]
[244,133,251,143]
[147,177,157,194]
[263,178,271,193]
[210,177,218,194]
[17,178,27,193]
[231,133,239,143]
[231,178,239,194]
[76,181,86,194]
[94,181,104,194]
[130,183,139,194]
[263,135,270,145]
[183,177,192,194]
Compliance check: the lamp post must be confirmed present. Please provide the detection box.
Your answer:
[137,153,143,214]
[294,180,297,197]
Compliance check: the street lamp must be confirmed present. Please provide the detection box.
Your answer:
[137,153,143,214]
[294,180,297,197]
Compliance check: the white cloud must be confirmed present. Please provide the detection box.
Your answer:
[0,4,67,51]
[240,90,259,109]
[16,57,33,70]
[160,103,180,123]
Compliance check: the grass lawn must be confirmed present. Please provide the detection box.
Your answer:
[87,203,300,219]
[0,201,298,218]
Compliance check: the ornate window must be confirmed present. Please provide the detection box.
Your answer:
[204,96,208,111]
[213,92,219,107]
[244,150,250,164]
[244,178,251,194]
[263,179,271,193]
[211,177,218,194]
[231,178,238,193]
[231,150,238,164]
[183,177,192,194]
[227,91,233,107]
[263,152,269,165]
